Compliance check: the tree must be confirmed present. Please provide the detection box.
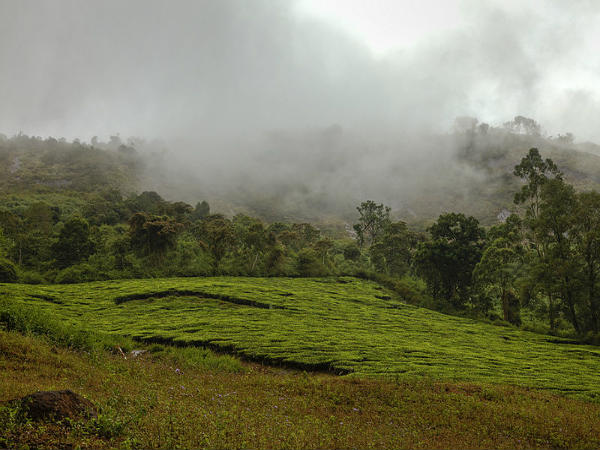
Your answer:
[52,217,95,269]
[128,213,183,263]
[128,191,165,214]
[233,214,268,273]
[265,244,286,276]
[0,257,17,282]
[504,116,541,136]
[513,149,563,330]
[296,248,325,277]
[573,191,600,333]
[164,202,193,222]
[314,238,334,265]
[513,148,562,225]
[193,215,235,274]
[191,201,210,221]
[369,221,414,277]
[415,213,485,308]
[536,178,581,333]
[353,201,391,248]
[474,215,524,323]
[343,242,361,261]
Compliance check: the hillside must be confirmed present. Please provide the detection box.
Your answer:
[4,276,600,401]
[0,134,142,194]
[4,130,600,227]
[3,328,600,449]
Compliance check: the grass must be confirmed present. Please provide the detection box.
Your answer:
[2,276,600,402]
[2,328,600,449]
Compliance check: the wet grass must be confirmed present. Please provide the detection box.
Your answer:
[2,276,600,401]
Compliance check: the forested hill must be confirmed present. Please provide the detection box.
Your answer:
[0,134,142,193]
[445,127,600,225]
[3,126,600,226]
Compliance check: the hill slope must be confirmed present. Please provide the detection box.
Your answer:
[3,328,600,449]
[3,276,600,401]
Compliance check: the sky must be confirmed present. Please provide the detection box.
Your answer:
[1,0,599,143]
[295,0,464,55]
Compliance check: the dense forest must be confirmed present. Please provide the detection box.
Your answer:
[2,130,600,341]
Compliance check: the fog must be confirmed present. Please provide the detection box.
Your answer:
[1,0,599,221]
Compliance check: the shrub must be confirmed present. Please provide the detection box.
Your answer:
[17,270,46,284]
[55,263,107,284]
[296,248,327,277]
[0,258,17,283]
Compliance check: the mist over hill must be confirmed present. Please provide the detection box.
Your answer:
[4,123,600,228]
[2,0,600,227]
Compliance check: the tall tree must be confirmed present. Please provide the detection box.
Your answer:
[128,213,183,263]
[536,179,581,333]
[415,213,485,308]
[52,217,95,269]
[513,148,564,331]
[353,201,391,248]
[194,215,235,274]
[573,191,600,333]
[369,221,414,277]
[513,148,562,228]
[474,215,524,323]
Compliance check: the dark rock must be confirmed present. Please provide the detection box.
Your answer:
[14,390,97,421]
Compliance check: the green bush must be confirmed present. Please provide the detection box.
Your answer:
[17,270,46,284]
[354,270,433,307]
[295,248,327,277]
[0,258,17,283]
[55,263,107,284]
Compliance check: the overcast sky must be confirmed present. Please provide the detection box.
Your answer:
[1,0,599,142]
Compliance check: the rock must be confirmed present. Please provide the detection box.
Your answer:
[130,349,147,358]
[14,390,97,421]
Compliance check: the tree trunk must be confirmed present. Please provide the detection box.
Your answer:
[501,288,509,322]
[250,253,259,273]
[564,276,581,334]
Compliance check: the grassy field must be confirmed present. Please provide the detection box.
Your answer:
[2,329,600,449]
[2,276,600,402]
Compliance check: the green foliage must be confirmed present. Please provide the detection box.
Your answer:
[416,213,485,308]
[295,248,326,277]
[343,242,361,261]
[513,147,562,223]
[353,200,391,248]
[52,216,94,269]
[474,214,524,322]
[55,263,105,284]
[190,200,210,221]
[193,215,235,274]
[128,213,183,263]
[17,270,46,285]
[369,221,414,277]
[0,258,17,282]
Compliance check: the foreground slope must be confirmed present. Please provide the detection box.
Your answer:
[3,329,600,449]
[3,277,600,401]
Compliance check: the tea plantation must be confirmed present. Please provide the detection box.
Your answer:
[2,277,600,401]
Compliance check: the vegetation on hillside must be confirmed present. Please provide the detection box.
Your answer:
[2,309,600,449]
[3,277,600,402]
[3,128,600,340]
[3,126,600,447]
